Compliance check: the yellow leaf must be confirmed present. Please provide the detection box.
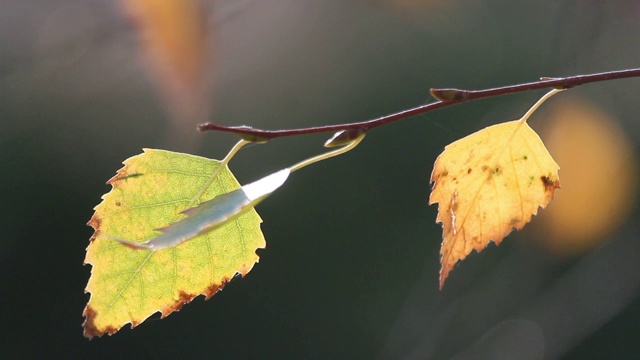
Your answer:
[429,91,561,289]
[83,149,265,338]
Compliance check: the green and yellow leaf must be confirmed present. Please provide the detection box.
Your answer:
[83,149,265,338]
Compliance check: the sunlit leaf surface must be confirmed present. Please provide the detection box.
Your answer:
[83,149,265,338]
[430,95,560,288]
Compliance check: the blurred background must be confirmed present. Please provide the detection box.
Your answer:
[2,0,639,358]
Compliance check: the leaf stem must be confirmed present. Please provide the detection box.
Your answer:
[187,139,250,208]
[289,132,365,173]
[518,88,564,124]
[198,68,640,140]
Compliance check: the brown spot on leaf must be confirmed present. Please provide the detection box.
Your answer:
[87,214,101,231]
[161,291,197,317]
[83,305,118,339]
[178,291,196,304]
[106,168,127,184]
[541,175,561,194]
[157,276,233,319]
[204,277,231,299]
[86,215,102,243]
[467,168,472,174]
[107,168,142,184]
[118,241,148,250]
[115,200,122,207]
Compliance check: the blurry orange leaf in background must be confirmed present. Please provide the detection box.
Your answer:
[430,92,561,289]
[119,0,211,129]
[534,98,638,255]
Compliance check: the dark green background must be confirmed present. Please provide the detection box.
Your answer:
[2,1,639,358]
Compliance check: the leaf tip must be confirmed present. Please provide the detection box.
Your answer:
[438,270,448,290]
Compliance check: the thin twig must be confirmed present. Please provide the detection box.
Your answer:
[198,68,640,140]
